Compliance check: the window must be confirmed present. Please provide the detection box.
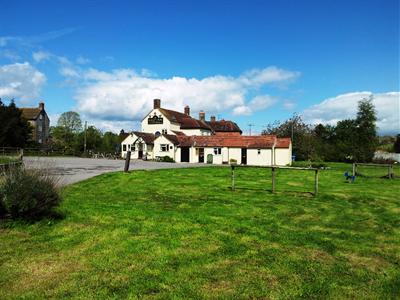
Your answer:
[38,138,42,143]
[132,145,136,152]
[214,147,222,155]
[39,114,43,120]
[38,125,42,132]
[162,129,167,134]
[123,145,126,151]
[161,144,169,152]
[155,131,161,137]
[257,149,261,155]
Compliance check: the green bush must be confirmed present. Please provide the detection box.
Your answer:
[0,167,62,220]
[161,156,174,163]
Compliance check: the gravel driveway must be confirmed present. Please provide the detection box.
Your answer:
[23,157,212,186]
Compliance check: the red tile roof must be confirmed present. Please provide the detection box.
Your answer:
[275,137,291,148]
[132,131,156,144]
[206,119,242,133]
[159,108,211,130]
[177,135,280,149]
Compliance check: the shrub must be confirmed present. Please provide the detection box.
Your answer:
[161,156,174,163]
[0,167,62,220]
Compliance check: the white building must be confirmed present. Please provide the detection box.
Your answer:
[121,99,292,166]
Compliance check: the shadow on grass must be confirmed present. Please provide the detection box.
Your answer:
[227,186,316,197]
[0,209,66,228]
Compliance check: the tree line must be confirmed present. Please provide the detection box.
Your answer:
[262,97,399,162]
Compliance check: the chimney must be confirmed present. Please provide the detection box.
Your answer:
[199,110,205,121]
[39,101,45,110]
[210,115,216,122]
[153,99,161,109]
[184,105,190,116]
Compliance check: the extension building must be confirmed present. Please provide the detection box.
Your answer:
[121,99,292,166]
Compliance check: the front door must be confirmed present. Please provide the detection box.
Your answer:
[138,142,143,159]
[181,147,190,162]
[241,148,247,165]
[198,148,205,163]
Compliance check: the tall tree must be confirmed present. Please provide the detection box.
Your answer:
[354,97,378,162]
[57,111,82,133]
[0,99,31,147]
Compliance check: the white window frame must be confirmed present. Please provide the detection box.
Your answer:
[160,144,169,152]
[214,147,222,155]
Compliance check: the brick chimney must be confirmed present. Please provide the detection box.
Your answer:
[210,115,216,122]
[199,110,205,121]
[39,101,45,110]
[153,99,161,109]
[184,105,190,116]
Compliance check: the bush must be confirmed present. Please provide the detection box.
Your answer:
[161,156,174,163]
[0,167,62,220]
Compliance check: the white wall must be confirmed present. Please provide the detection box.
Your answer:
[121,133,138,158]
[141,109,181,135]
[247,149,272,166]
[228,148,242,164]
[275,148,292,166]
[180,128,212,136]
[153,135,177,161]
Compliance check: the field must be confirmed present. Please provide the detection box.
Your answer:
[0,163,399,299]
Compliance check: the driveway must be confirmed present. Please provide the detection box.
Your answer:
[23,157,212,186]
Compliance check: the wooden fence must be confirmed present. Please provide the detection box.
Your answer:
[230,164,320,196]
[352,163,395,179]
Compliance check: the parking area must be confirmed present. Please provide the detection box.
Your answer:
[23,157,212,186]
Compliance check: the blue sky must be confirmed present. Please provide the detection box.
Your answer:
[0,0,399,134]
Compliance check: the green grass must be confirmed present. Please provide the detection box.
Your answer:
[0,156,18,164]
[0,163,399,299]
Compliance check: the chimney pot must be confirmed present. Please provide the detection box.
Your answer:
[184,105,190,116]
[153,99,161,109]
[199,110,205,121]
[39,102,45,110]
[210,115,216,122]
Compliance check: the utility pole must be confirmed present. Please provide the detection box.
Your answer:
[248,123,255,136]
[84,121,87,154]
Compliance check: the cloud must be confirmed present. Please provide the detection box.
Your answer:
[70,66,298,123]
[303,91,400,134]
[232,95,277,116]
[0,62,46,103]
[0,49,21,61]
[32,51,52,62]
[283,100,296,110]
[76,55,90,65]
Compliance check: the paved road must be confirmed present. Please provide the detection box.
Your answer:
[23,157,212,186]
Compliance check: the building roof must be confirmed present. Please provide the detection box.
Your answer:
[162,134,180,145]
[177,135,280,149]
[158,108,211,130]
[275,137,291,148]
[20,108,41,120]
[206,119,242,133]
[132,131,156,145]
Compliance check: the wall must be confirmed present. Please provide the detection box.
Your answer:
[247,149,272,166]
[120,133,137,158]
[180,128,212,136]
[275,148,292,166]
[141,109,181,135]
[153,135,177,161]
[228,148,242,164]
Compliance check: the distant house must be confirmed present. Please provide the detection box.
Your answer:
[20,102,50,144]
[121,99,292,166]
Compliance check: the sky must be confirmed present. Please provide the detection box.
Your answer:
[0,0,399,135]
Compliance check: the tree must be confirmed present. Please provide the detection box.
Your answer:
[262,114,315,160]
[101,131,120,153]
[394,134,400,153]
[0,99,31,147]
[57,111,82,133]
[354,97,378,162]
[333,119,358,162]
[74,126,103,153]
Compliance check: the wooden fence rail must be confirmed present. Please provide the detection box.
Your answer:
[352,163,394,179]
[230,164,320,196]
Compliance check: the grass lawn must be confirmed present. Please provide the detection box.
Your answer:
[0,156,18,164]
[0,163,399,299]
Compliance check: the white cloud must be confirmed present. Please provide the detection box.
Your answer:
[0,62,46,103]
[1,49,21,61]
[32,51,52,62]
[232,95,277,116]
[283,100,296,110]
[76,55,90,65]
[71,66,298,122]
[303,91,400,134]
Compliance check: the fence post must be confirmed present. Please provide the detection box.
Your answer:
[314,169,319,196]
[124,151,131,172]
[19,148,24,161]
[352,163,356,177]
[272,167,276,193]
[231,165,235,191]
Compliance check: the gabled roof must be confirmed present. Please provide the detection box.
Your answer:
[20,108,41,120]
[158,108,211,130]
[275,137,291,148]
[206,119,242,133]
[161,134,180,145]
[132,131,156,145]
[176,135,279,149]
